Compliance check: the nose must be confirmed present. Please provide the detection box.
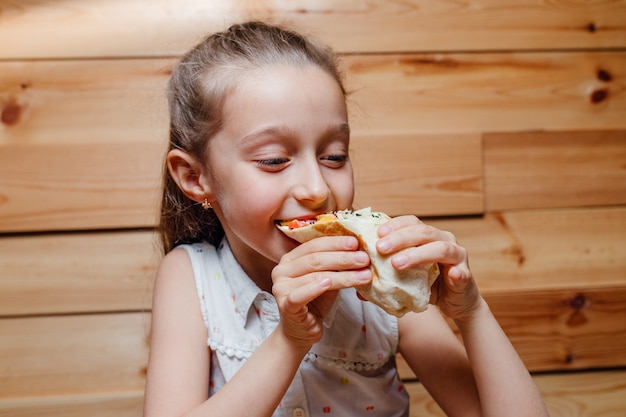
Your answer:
[292,161,331,208]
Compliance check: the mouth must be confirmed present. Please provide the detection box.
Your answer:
[275,212,339,230]
[274,217,318,230]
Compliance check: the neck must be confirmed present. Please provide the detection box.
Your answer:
[225,238,276,293]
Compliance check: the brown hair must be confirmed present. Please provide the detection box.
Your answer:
[159,21,347,253]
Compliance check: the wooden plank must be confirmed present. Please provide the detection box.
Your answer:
[0,59,171,144]
[485,285,626,372]
[0,231,157,316]
[352,133,484,216]
[2,53,625,231]
[3,370,625,417]
[0,136,479,232]
[343,51,626,135]
[484,130,626,211]
[0,142,164,232]
[2,207,624,315]
[2,52,625,143]
[429,207,626,292]
[403,207,626,374]
[0,211,621,375]
[406,368,626,417]
[0,313,149,398]
[396,285,626,375]
[0,0,625,59]
[0,391,143,417]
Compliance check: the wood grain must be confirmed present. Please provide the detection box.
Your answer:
[343,51,626,135]
[2,52,625,231]
[2,369,625,416]
[484,130,626,211]
[429,207,626,292]
[0,59,171,144]
[2,51,624,141]
[0,134,481,232]
[0,0,624,414]
[0,231,157,316]
[406,368,626,417]
[485,286,626,372]
[0,391,144,417]
[0,142,164,232]
[2,207,624,316]
[1,0,624,59]
[395,286,626,375]
[0,313,149,398]
[352,133,483,216]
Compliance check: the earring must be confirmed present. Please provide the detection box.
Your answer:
[202,198,212,210]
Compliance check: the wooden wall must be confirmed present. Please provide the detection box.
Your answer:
[1,1,625,415]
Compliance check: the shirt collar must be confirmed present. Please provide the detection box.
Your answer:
[217,238,273,325]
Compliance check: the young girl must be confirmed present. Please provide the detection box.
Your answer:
[143,21,549,417]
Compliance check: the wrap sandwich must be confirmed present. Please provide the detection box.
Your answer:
[276,207,439,317]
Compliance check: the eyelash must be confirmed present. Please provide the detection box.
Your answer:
[255,154,348,170]
[256,158,289,167]
[322,154,348,163]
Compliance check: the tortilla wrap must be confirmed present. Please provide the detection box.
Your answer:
[277,208,439,317]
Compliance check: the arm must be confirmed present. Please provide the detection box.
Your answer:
[143,249,307,417]
[398,308,481,417]
[453,296,548,417]
[144,236,371,417]
[378,216,549,417]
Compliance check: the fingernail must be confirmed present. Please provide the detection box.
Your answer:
[319,277,332,288]
[393,254,408,269]
[355,251,369,263]
[378,224,391,236]
[345,236,358,248]
[376,239,390,253]
[356,269,371,282]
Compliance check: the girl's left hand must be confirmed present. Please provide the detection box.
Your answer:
[375,215,482,322]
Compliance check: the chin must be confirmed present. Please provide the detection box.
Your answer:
[274,234,299,257]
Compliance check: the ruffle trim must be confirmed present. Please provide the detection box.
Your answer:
[209,338,255,360]
[304,350,391,372]
[209,338,391,372]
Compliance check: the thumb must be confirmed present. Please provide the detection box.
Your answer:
[446,266,471,291]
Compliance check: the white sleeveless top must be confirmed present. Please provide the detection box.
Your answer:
[181,240,409,417]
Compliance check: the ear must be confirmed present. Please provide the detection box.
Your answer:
[167,149,213,203]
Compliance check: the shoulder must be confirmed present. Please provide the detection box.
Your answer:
[157,243,212,282]
[152,247,204,324]
[159,246,193,273]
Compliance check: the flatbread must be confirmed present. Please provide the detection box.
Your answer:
[277,208,439,317]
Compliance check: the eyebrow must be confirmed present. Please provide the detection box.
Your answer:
[237,123,350,149]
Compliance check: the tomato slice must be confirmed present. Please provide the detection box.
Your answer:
[288,219,312,229]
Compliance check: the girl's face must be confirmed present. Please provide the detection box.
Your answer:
[204,65,354,285]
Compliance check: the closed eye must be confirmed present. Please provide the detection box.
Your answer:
[256,157,290,171]
[320,154,348,167]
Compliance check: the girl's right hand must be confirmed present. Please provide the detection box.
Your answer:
[271,235,372,350]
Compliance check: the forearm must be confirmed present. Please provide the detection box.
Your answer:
[455,298,549,417]
[188,326,308,417]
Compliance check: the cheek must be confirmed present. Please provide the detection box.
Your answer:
[217,182,278,230]
[330,171,355,208]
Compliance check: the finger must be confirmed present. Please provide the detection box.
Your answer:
[282,235,360,261]
[445,265,473,291]
[274,261,372,300]
[377,222,456,256]
[389,241,467,271]
[276,267,372,304]
[276,248,371,279]
[280,276,332,313]
[376,215,423,237]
